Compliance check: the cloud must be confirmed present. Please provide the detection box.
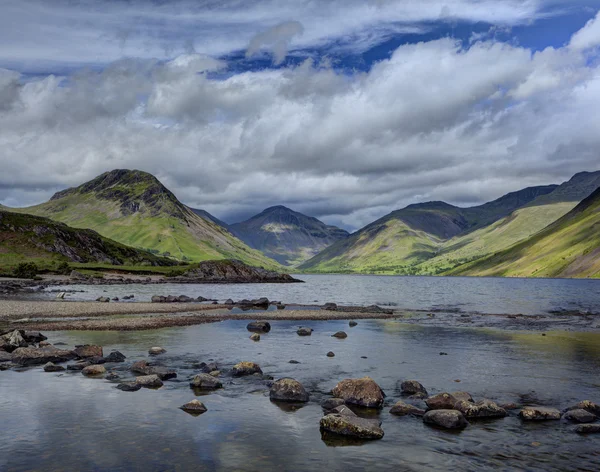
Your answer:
[569,10,600,50]
[246,21,304,64]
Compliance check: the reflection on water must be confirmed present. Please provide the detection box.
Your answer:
[2,320,600,471]
[47,274,600,315]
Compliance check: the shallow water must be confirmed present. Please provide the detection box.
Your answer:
[1,319,600,471]
[47,274,600,315]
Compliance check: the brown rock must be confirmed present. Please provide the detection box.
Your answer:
[332,331,348,339]
[331,377,385,408]
[82,365,106,376]
[563,409,596,423]
[426,393,458,410]
[454,399,507,419]
[11,346,76,366]
[180,399,207,415]
[135,374,164,388]
[400,380,428,397]
[423,410,468,430]
[74,345,103,359]
[319,414,384,439]
[519,407,561,421]
[452,391,474,403]
[43,362,65,372]
[389,401,426,417]
[232,361,262,377]
[190,373,223,390]
[269,378,309,403]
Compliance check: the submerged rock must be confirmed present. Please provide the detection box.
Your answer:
[389,401,426,417]
[246,321,271,333]
[319,414,384,440]
[454,400,507,419]
[423,410,468,430]
[180,399,207,415]
[135,374,163,388]
[11,346,76,366]
[105,372,120,381]
[74,345,103,359]
[326,352,335,358]
[297,327,313,336]
[563,409,596,423]
[400,380,428,397]
[426,393,458,410]
[575,424,600,434]
[232,362,262,377]
[322,398,346,411]
[43,362,65,372]
[67,361,90,371]
[190,373,223,390]
[148,347,166,356]
[332,331,348,339]
[519,407,561,421]
[117,382,142,392]
[82,365,106,376]
[331,377,385,408]
[452,392,474,403]
[269,378,309,403]
[250,333,261,342]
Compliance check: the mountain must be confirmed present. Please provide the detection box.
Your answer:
[190,208,229,230]
[229,206,350,265]
[451,186,600,278]
[12,170,281,269]
[0,209,174,270]
[299,185,558,273]
[524,171,600,206]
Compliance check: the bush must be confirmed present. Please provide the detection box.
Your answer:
[13,262,39,279]
[165,269,184,278]
[55,261,71,275]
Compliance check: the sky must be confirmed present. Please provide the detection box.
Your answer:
[1,0,600,231]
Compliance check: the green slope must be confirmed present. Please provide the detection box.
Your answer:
[451,187,600,278]
[12,170,281,270]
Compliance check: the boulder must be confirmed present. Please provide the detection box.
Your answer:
[82,365,106,376]
[400,380,428,397]
[331,405,357,417]
[190,373,223,390]
[67,361,90,371]
[131,360,150,374]
[74,345,103,359]
[518,407,561,421]
[250,333,261,341]
[232,361,262,377]
[319,414,384,440]
[131,360,176,380]
[198,361,219,373]
[332,331,348,339]
[43,362,65,372]
[105,372,120,381]
[423,410,468,430]
[224,299,234,305]
[0,351,12,363]
[454,400,507,419]
[327,352,335,357]
[23,332,47,343]
[246,321,271,333]
[11,346,76,366]
[349,321,358,327]
[96,297,110,303]
[331,377,385,408]
[389,401,426,417]
[297,327,313,336]
[575,424,600,434]
[180,399,208,415]
[1,330,28,352]
[178,295,193,303]
[452,392,474,403]
[568,400,600,416]
[117,382,141,392]
[322,398,346,411]
[151,295,166,303]
[104,351,126,363]
[563,409,596,423]
[426,393,458,410]
[135,374,163,388]
[322,303,338,311]
[148,347,166,356]
[269,378,309,403]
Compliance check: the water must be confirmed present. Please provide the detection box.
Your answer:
[48,274,600,315]
[2,319,600,471]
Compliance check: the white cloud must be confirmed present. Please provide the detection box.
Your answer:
[569,10,600,51]
[246,21,304,64]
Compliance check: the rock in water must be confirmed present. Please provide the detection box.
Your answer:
[567,400,600,416]
[400,380,428,397]
[518,407,561,421]
[326,352,335,358]
[232,362,262,377]
[1,330,27,352]
[349,321,358,327]
[426,393,458,410]
[180,399,207,415]
[322,303,338,311]
[297,327,313,336]
[82,365,106,376]
[117,382,141,392]
[389,401,426,417]
[563,409,596,423]
[104,351,126,363]
[451,392,474,403]
[319,414,384,440]
[96,297,110,303]
[454,400,507,419]
[332,331,348,339]
[135,375,164,388]
[11,346,76,366]
[269,378,309,403]
[43,362,65,372]
[74,345,103,359]
[331,405,357,417]
[148,347,166,356]
[575,424,600,434]
[322,398,346,411]
[189,373,223,390]
[331,377,385,408]
[246,321,271,333]
[250,333,261,342]
[423,410,469,430]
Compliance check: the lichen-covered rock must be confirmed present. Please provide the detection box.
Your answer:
[190,373,223,390]
[269,378,309,403]
[518,407,561,421]
[563,409,596,423]
[575,424,600,434]
[320,414,384,439]
[426,393,458,410]
[400,380,428,397]
[180,399,207,415]
[246,321,271,333]
[568,400,600,416]
[232,361,262,377]
[454,400,507,419]
[117,382,141,392]
[297,327,313,336]
[82,365,106,376]
[250,333,261,341]
[423,410,468,430]
[135,374,163,388]
[74,345,103,359]
[43,362,65,372]
[331,377,385,408]
[11,346,76,366]
[389,401,426,417]
[452,392,474,403]
[148,347,166,356]
[332,331,348,339]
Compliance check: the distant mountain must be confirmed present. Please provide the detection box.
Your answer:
[452,186,600,278]
[525,171,600,206]
[11,170,281,269]
[0,209,175,270]
[229,205,350,266]
[190,208,229,230]
[299,185,558,273]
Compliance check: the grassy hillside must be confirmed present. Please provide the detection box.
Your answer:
[0,210,175,272]
[13,170,282,270]
[451,188,600,278]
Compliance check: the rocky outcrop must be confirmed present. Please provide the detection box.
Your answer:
[189,373,223,390]
[180,260,302,283]
[11,346,76,366]
[389,401,426,417]
[518,407,561,421]
[425,393,458,410]
[246,321,271,333]
[269,378,309,403]
[423,410,469,430]
[331,377,385,408]
[319,414,384,440]
[180,399,207,415]
[232,362,262,377]
[454,400,507,419]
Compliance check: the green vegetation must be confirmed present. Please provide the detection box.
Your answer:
[13,262,39,279]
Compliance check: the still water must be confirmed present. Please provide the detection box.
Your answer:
[50,274,600,315]
[1,319,600,471]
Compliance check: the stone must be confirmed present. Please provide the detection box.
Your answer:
[43,362,65,372]
[11,346,76,366]
[104,351,126,363]
[575,424,600,434]
[196,296,208,302]
[563,409,596,423]
[568,400,600,416]
[423,410,469,430]
[74,345,103,359]
[23,332,47,343]
[246,321,271,333]
[105,372,120,381]
[327,351,335,357]
[332,377,385,408]
[426,393,458,410]
[117,382,141,392]
[452,392,474,403]
[224,299,234,305]
[67,361,90,371]
[349,321,358,327]
[148,347,166,356]
[1,330,27,352]
[131,361,175,380]
[400,380,428,397]
[180,399,207,415]
[518,407,561,421]
[82,365,106,376]
[269,378,309,403]
[198,362,218,373]
[389,401,426,417]
[331,405,357,417]
[39,341,51,348]
[135,375,163,388]
[289,360,300,364]
[332,331,348,339]
[250,333,261,341]
[131,360,150,373]
[297,327,313,336]
[151,295,166,303]
[232,361,262,377]
[209,370,220,377]
[178,295,193,303]
[499,402,520,410]
[322,398,346,411]
[190,373,223,390]
[0,351,12,363]
[454,400,507,419]
[96,297,110,303]
[322,303,338,311]
[319,414,384,440]
[112,297,119,301]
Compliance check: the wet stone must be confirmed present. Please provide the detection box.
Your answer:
[319,414,384,440]
[297,327,313,336]
[135,375,164,388]
[327,352,335,357]
[426,393,458,410]
[246,321,271,333]
[250,333,261,342]
[117,382,141,392]
[389,401,426,417]
[349,321,358,327]
[454,400,507,419]
[575,424,600,434]
[82,365,106,377]
[519,407,561,421]
[332,377,385,409]
[322,398,346,411]
[400,380,428,397]
[423,410,469,430]
[43,362,65,372]
[180,399,207,415]
[269,378,309,403]
[332,331,348,339]
[451,392,474,403]
[232,362,262,377]
[190,373,223,390]
[563,409,596,423]
[148,347,166,356]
